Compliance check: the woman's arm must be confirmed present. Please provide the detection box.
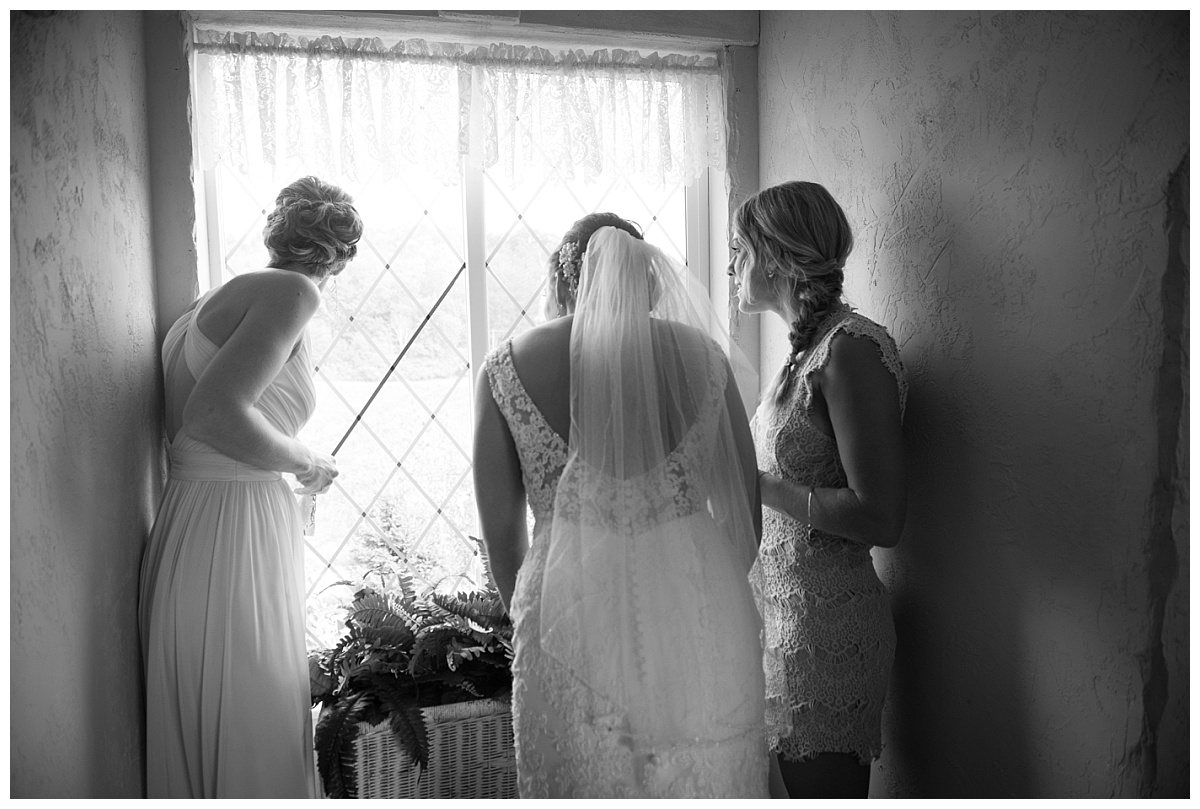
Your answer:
[182,272,336,492]
[472,367,529,611]
[760,333,907,548]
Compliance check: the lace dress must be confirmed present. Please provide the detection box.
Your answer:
[139,289,316,797]
[752,311,907,765]
[484,340,769,798]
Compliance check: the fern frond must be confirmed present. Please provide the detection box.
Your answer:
[346,621,414,650]
[309,652,338,705]
[393,570,420,607]
[431,589,508,628]
[439,671,485,699]
[314,692,373,799]
[409,625,465,676]
[467,536,500,593]
[358,672,430,770]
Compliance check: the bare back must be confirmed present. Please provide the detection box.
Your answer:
[508,315,712,455]
[163,270,309,444]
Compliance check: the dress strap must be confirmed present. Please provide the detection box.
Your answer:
[182,289,221,381]
[799,312,908,418]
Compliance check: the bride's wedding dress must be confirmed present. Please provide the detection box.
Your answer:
[482,228,770,798]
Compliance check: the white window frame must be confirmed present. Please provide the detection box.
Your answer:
[187,36,720,631]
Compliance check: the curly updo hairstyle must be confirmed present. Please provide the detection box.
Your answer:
[263,176,364,281]
[734,181,853,409]
[544,212,644,320]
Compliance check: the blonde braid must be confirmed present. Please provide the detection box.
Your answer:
[735,181,853,412]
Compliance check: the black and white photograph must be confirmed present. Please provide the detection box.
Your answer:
[10,7,1189,800]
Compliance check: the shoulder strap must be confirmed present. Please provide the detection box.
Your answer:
[805,312,908,417]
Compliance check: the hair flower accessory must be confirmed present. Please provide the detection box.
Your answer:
[558,240,582,293]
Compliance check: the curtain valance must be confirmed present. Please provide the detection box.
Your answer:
[193,29,728,187]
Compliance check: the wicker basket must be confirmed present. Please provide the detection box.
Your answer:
[352,697,518,799]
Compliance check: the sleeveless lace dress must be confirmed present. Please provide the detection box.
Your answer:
[752,310,907,765]
[139,288,316,797]
[484,340,769,798]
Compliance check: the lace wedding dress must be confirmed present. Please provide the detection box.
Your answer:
[139,288,316,797]
[482,228,770,798]
[752,309,907,765]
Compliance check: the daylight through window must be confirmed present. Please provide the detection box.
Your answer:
[191,27,726,647]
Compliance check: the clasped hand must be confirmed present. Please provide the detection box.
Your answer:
[295,451,338,496]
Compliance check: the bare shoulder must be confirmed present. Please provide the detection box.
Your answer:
[827,329,884,366]
[226,270,318,316]
[508,317,572,428]
[823,329,899,395]
[652,317,707,343]
[199,269,320,347]
[510,316,572,366]
[243,268,320,307]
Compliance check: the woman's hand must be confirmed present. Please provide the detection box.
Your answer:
[295,450,338,495]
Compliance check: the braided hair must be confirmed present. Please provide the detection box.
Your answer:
[734,181,853,411]
[263,176,363,280]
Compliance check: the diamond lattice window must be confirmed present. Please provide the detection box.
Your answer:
[206,161,695,648]
[191,24,726,647]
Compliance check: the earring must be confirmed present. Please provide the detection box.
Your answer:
[328,276,345,318]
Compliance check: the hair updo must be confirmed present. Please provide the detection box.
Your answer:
[544,212,644,320]
[734,181,853,408]
[263,176,364,280]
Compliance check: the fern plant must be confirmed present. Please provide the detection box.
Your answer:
[309,571,514,798]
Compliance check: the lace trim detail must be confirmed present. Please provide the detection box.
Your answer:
[553,346,726,535]
[797,311,908,418]
[483,342,568,524]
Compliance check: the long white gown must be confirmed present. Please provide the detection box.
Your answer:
[482,227,770,798]
[139,289,315,798]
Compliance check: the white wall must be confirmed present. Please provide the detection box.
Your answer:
[755,10,1188,797]
[10,11,159,797]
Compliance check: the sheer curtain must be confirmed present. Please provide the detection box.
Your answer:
[192,29,728,187]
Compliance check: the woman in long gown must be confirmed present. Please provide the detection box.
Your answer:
[473,215,776,798]
[729,181,907,798]
[139,176,363,798]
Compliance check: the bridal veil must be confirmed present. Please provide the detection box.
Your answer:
[537,227,779,786]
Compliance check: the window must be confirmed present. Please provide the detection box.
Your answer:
[191,26,727,647]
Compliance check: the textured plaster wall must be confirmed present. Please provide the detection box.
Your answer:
[756,11,1188,798]
[11,11,159,797]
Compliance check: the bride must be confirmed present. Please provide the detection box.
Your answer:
[472,214,774,798]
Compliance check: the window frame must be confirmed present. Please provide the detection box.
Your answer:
[185,26,731,644]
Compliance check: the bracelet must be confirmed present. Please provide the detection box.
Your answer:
[806,487,814,526]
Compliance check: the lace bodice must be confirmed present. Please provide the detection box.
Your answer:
[484,338,727,534]
[751,310,904,763]
[482,342,570,529]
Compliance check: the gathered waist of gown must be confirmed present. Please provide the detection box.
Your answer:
[169,445,282,482]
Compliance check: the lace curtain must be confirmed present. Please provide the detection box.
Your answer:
[193,29,728,187]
